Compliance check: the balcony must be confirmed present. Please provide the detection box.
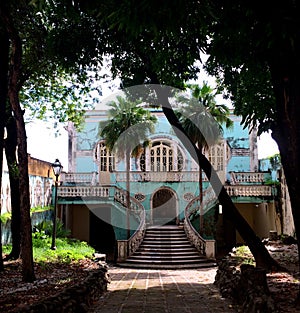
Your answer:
[229,171,270,184]
[224,185,273,197]
[59,170,275,199]
[61,171,210,184]
[114,171,208,182]
[225,171,275,198]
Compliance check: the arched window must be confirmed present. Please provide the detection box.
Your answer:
[150,141,173,172]
[139,140,184,172]
[94,141,115,172]
[208,144,224,171]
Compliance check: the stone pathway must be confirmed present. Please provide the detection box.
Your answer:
[87,266,237,313]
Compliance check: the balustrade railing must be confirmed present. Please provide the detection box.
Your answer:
[57,185,110,198]
[61,170,270,186]
[58,180,274,200]
[229,171,267,184]
[115,171,207,182]
[61,170,230,184]
[225,185,273,197]
[61,172,97,184]
[114,187,146,262]
[184,187,216,259]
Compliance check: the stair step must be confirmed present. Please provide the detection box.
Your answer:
[119,260,217,269]
[133,250,199,256]
[145,234,186,238]
[141,240,191,245]
[139,246,194,252]
[147,226,184,234]
[124,258,212,264]
[127,255,205,261]
[117,225,216,270]
[140,241,192,246]
[145,231,186,235]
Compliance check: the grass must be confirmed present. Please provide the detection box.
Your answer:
[32,236,95,263]
[3,219,95,264]
[232,245,255,266]
[3,236,95,264]
[31,219,95,263]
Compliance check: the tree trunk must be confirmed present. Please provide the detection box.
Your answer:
[0,26,9,272]
[156,86,281,270]
[270,67,300,304]
[4,113,21,260]
[0,3,36,282]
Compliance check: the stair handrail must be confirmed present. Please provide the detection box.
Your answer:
[184,186,216,259]
[114,187,146,261]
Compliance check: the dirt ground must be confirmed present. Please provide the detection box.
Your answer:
[0,241,299,312]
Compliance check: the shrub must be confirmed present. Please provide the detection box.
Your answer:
[33,219,71,238]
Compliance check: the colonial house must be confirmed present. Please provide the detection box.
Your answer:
[56,99,281,263]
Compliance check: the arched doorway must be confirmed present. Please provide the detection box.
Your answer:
[152,188,177,225]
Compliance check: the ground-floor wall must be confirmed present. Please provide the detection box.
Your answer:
[234,202,280,244]
[60,202,138,261]
[58,196,281,261]
[64,204,90,243]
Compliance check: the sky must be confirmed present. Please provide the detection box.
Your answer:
[26,120,69,170]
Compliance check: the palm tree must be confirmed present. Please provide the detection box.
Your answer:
[177,82,233,235]
[98,95,157,239]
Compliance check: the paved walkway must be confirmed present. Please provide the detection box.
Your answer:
[87,266,237,313]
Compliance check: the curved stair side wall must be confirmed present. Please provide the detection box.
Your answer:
[184,188,217,259]
[115,187,146,262]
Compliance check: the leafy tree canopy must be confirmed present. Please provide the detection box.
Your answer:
[5,0,111,129]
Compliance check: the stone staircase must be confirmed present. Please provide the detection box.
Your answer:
[118,225,217,269]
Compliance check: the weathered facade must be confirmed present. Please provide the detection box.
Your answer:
[56,104,282,261]
[1,153,55,213]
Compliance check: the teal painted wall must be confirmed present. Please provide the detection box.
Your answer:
[69,108,262,241]
[77,122,99,151]
[223,114,252,173]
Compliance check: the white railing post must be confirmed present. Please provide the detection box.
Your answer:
[117,240,128,262]
[205,240,215,259]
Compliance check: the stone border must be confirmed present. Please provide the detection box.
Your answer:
[214,257,277,312]
[12,263,109,313]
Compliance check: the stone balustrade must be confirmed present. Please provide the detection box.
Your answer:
[61,171,228,184]
[58,186,111,198]
[61,172,97,184]
[61,171,272,188]
[229,171,268,184]
[57,184,274,199]
[115,171,208,182]
[184,188,217,259]
[225,185,273,197]
[117,211,146,262]
[115,187,146,261]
